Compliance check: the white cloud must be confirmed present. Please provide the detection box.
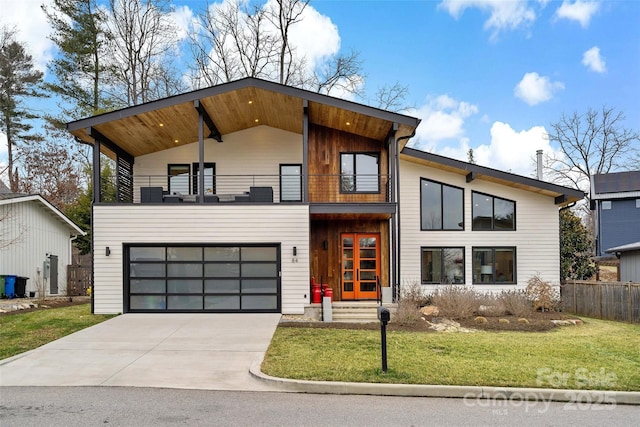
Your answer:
[168,5,196,41]
[431,122,565,178]
[555,1,600,28]
[439,0,536,38]
[408,95,479,150]
[514,72,564,105]
[0,0,55,73]
[582,46,606,73]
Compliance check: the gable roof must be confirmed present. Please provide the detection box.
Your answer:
[0,180,11,194]
[400,147,585,205]
[0,194,85,235]
[66,77,420,158]
[591,171,640,200]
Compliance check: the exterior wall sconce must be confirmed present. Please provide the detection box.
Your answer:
[106,247,111,256]
[323,240,328,250]
[293,246,297,256]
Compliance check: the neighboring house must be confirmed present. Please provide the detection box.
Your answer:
[605,241,640,282]
[0,188,85,297]
[591,171,640,257]
[65,78,583,315]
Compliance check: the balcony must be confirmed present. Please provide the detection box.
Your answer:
[97,173,392,205]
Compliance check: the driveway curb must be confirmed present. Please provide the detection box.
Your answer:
[249,357,640,405]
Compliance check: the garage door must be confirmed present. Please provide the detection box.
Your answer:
[125,244,280,313]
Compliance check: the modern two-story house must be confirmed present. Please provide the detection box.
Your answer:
[590,170,640,257]
[66,78,583,314]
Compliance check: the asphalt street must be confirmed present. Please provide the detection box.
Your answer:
[1,387,637,427]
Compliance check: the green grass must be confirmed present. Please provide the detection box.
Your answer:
[0,304,115,360]
[262,318,640,391]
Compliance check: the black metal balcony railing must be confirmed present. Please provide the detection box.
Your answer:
[98,174,392,204]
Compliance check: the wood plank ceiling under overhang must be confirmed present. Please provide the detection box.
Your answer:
[68,86,416,158]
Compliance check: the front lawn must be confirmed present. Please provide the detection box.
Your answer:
[0,304,115,360]
[262,318,640,391]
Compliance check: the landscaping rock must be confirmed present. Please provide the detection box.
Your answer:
[420,305,439,316]
[550,319,584,326]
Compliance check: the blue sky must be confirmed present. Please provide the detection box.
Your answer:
[1,0,639,183]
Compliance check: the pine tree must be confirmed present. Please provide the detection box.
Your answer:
[0,27,45,192]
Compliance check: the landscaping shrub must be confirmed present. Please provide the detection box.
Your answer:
[430,285,479,319]
[526,275,560,312]
[395,281,426,325]
[477,293,507,317]
[499,290,532,317]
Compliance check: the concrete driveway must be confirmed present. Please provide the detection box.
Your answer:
[0,313,282,391]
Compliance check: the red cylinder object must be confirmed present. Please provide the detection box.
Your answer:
[311,283,322,304]
[322,284,333,301]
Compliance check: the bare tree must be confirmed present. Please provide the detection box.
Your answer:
[544,106,640,203]
[373,81,410,112]
[107,0,181,106]
[15,122,84,210]
[188,0,364,98]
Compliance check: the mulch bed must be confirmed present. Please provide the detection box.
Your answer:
[280,311,576,333]
[0,297,90,317]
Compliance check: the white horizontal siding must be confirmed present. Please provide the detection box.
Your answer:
[0,200,73,296]
[133,126,302,202]
[93,204,309,314]
[399,160,561,293]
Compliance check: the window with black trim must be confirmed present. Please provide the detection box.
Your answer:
[421,247,465,284]
[168,164,190,194]
[192,162,216,195]
[472,191,515,230]
[472,247,515,284]
[340,152,379,193]
[280,164,302,202]
[420,178,464,230]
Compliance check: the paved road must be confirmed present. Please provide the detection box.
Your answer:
[1,387,636,427]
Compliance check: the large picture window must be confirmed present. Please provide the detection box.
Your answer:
[420,178,464,230]
[472,247,515,284]
[340,153,379,193]
[421,247,465,284]
[472,192,515,230]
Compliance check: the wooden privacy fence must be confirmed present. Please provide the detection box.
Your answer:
[67,252,92,296]
[561,280,640,324]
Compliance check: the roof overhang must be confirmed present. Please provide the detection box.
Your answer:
[401,147,585,205]
[66,78,420,158]
[605,241,640,254]
[0,195,85,235]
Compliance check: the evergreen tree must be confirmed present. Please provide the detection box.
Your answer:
[560,209,597,281]
[0,26,45,191]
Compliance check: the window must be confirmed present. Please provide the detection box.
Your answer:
[421,248,465,284]
[192,162,216,195]
[421,178,464,230]
[340,153,379,193]
[472,247,515,284]
[280,164,302,202]
[472,192,515,230]
[602,201,612,210]
[168,164,190,194]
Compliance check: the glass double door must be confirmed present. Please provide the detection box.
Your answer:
[341,233,380,300]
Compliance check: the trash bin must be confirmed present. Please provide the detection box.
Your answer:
[4,275,16,299]
[15,276,28,298]
[0,276,5,297]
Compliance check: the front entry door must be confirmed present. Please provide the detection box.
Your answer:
[341,233,380,300]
